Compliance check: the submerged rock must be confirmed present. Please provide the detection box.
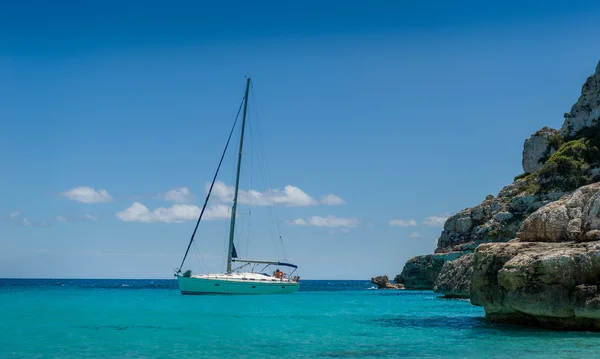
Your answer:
[433,253,474,298]
[371,275,405,289]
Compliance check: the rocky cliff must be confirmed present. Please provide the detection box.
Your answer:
[561,61,600,137]
[395,186,564,291]
[394,253,460,290]
[395,61,600,296]
[471,183,600,330]
[433,253,474,298]
[522,127,560,174]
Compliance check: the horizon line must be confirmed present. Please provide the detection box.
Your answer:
[0,277,371,281]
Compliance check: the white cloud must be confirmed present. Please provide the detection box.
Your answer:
[21,218,31,227]
[9,211,21,219]
[210,181,318,207]
[423,215,451,227]
[203,204,232,220]
[290,218,306,226]
[55,214,97,222]
[61,186,113,203]
[116,202,230,223]
[159,187,196,203]
[319,194,346,205]
[288,215,359,228]
[389,218,417,227]
[409,232,422,239]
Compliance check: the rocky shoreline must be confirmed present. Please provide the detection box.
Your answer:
[472,183,600,330]
[388,60,600,330]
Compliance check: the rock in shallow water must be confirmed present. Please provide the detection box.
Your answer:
[471,184,600,330]
[370,275,404,289]
[471,240,600,330]
[395,253,461,290]
[433,253,474,298]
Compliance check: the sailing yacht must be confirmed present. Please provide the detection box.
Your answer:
[175,78,300,295]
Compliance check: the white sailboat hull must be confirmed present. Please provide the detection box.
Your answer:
[177,273,300,295]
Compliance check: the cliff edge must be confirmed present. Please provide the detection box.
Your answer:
[395,61,600,297]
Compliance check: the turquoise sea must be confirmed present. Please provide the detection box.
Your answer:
[1,279,599,358]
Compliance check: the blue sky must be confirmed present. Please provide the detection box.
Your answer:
[2,1,600,279]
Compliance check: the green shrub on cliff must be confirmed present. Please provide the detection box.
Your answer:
[569,120,600,149]
[514,120,600,195]
[548,132,565,149]
[538,132,565,165]
[513,175,541,195]
[537,137,599,193]
[514,172,530,181]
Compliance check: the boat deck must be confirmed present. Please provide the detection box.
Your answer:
[190,272,296,283]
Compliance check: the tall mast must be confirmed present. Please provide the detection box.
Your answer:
[227,77,251,273]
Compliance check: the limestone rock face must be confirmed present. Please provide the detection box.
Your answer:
[471,183,600,330]
[561,61,600,137]
[433,253,474,298]
[395,186,563,291]
[371,275,405,289]
[517,183,600,242]
[471,241,600,330]
[522,127,559,174]
[394,253,461,290]
[435,186,564,254]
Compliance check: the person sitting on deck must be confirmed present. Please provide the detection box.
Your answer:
[273,269,284,279]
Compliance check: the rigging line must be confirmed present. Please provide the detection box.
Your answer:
[223,166,236,270]
[246,115,255,259]
[192,240,210,273]
[192,241,203,271]
[248,84,278,256]
[250,83,288,260]
[249,85,280,259]
[221,217,229,272]
[177,97,245,272]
